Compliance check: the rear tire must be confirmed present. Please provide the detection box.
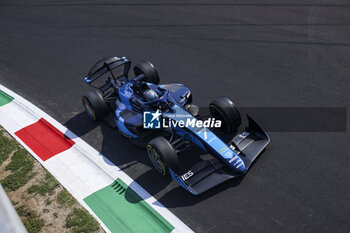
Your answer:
[209,97,241,133]
[82,90,108,121]
[134,61,160,84]
[147,137,179,175]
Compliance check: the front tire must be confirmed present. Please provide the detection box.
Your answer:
[209,97,241,133]
[134,61,160,84]
[147,137,179,176]
[82,90,108,121]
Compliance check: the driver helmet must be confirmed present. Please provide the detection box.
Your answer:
[143,89,159,102]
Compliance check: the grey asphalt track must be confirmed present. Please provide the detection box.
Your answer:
[1,1,349,232]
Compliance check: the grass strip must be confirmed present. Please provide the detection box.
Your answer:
[16,205,44,233]
[27,172,60,196]
[66,208,100,233]
[58,189,76,207]
[1,149,36,191]
[0,130,18,166]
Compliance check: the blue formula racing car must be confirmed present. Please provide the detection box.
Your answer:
[81,56,270,195]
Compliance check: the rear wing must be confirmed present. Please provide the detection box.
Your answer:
[83,56,131,84]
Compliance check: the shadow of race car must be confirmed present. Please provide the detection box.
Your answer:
[81,56,270,195]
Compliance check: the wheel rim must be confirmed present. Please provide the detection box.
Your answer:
[82,98,96,120]
[147,145,166,175]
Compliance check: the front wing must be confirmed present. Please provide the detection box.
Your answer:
[170,115,270,195]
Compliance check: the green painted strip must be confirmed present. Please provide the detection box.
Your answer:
[84,179,174,233]
[0,90,13,107]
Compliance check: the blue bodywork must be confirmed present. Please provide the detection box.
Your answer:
[83,56,269,195]
[110,79,247,175]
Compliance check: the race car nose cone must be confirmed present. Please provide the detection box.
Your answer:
[235,161,246,173]
[228,155,246,173]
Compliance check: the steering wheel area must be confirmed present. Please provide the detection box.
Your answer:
[131,88,173,112]
[147,89,172,110]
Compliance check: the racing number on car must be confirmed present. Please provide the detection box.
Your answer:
[181,170,194,181]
